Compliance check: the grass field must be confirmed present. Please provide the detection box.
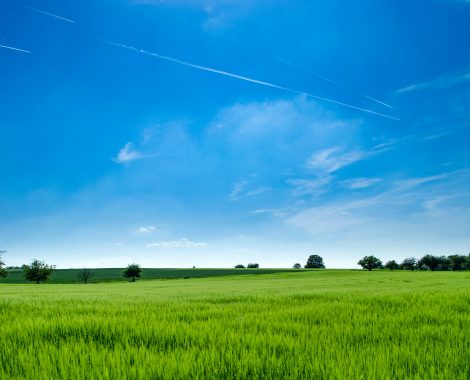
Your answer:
[1,270,469,379]
[0,267,296,284]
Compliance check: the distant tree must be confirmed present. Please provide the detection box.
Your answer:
[78,268,94,284]
[0,252,7,278]
[247,263,259,268]
[305,255,325,269]
[437,256,451,271]
[418,255,440,271]
[23,259,54,284]
[357,256,382,271]
[401,257,417,271]
[234,264,245,268]
[123,264,142,282]
[293,263,302,269]
[448,255,467,271]
[385,260,400,271]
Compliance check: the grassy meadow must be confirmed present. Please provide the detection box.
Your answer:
[1,270,469,379]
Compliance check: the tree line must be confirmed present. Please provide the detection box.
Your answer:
[357,254,470,271]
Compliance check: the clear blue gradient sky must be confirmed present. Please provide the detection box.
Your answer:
[1,0,469,268]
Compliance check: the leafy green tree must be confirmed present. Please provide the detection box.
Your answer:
[293,263,302,269]
[234,264,245,268]
[305,255,325,269]
[357,256,382,271]
[23,259,54,284]
[78,268,94,284]
[448,255,467,271]
[123,264,142,282]
[437,256,451,271]
[418,255,440,271]
[247,263,259,268]
[0,252,7,278]
[401,257,417,271]
[385,260,400,271]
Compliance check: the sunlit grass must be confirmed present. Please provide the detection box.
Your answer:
[1,270,469,379]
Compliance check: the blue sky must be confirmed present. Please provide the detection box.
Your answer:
[1,0,469,268]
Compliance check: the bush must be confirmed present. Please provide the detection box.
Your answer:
[293,263,302,269]
[234,264,245,268]
[247,263,259,268]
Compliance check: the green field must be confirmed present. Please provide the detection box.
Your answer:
[0,268,296,284]
[1,270,469,379]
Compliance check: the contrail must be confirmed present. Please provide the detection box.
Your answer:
[104,41,400,121]
[0,43,31,53]
[10,1,75,23]
[276,57,394,109]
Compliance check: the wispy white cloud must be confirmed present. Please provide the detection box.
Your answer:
[306,147,370,173]
[393,174,449,190]
[250,208,286,217]
[146,238,208,248]
[397,71,470,94]
[286,171,461,236]
[288,177,332,196]
[340,178,382,189]
[228,180,270,201]
[228,181,248,201]
[306,142,394,174]
[136,225,156,233]
[114,142,143,164]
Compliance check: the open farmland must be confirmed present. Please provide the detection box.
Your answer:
[1,270,469,379]
[0,268,296,284]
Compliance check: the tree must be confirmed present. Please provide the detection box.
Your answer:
[418,255,440,271]
[305,255,325,269]
[78,268,94,284]
[401,257,417,271]
[247,263,259,268]
[437,256,451,271]
[234,264,245,268]
[385,260,400,271]
[23,259,54,284]
[448,255,467,271]
[293,263,302,269]
[357,256,382,271]
[0,252,7,278]
[123,263,142,282]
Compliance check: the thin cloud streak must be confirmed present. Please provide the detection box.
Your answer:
[104,40,400,121]
[397,72,470,93]
[11,1,75,23]
[276,57,394,109]
[0,43,31,53]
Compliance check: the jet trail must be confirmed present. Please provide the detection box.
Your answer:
[164,13,393,110]
[276,57,394,109]
[104,41,400,121]
[0,43,31,53]
[10,1,75,23]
